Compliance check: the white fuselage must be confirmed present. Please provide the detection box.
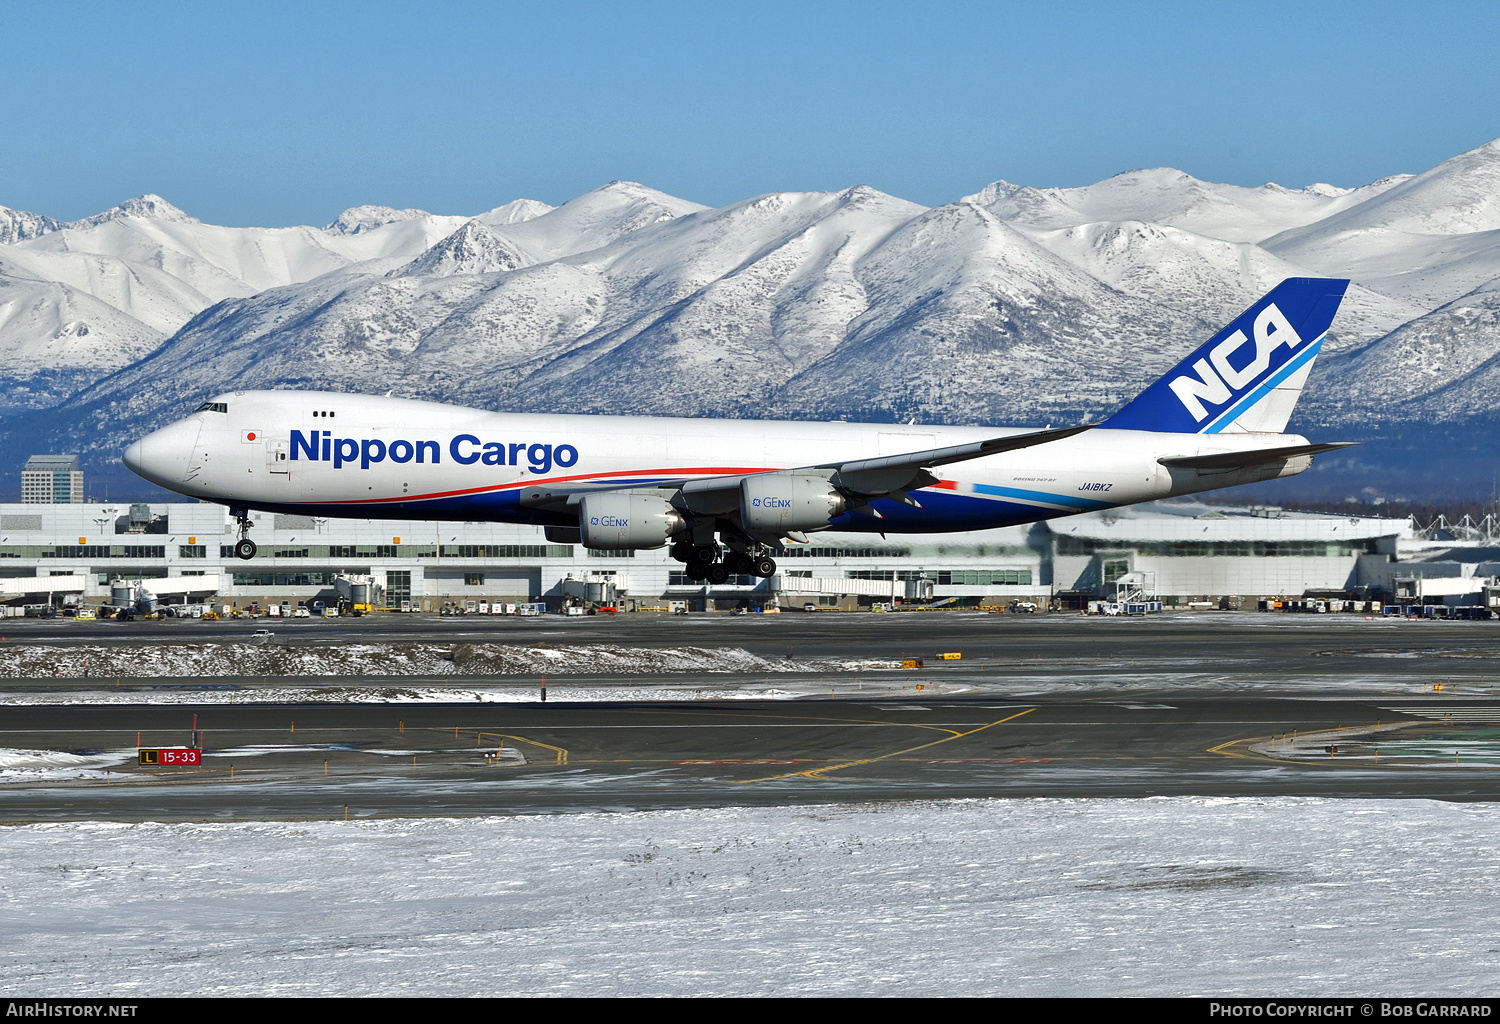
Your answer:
[123,390,1311,536]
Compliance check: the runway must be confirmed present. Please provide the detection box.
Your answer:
[4,689,1500,820]
[3,610,1500,692]
[3,613,1499,819]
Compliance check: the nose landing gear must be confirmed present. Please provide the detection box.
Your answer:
[230,508,257,560]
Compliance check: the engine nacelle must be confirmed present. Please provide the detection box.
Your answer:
[740,473,846,534]
[578,492,684,550]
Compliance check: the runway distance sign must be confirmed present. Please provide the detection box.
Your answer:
[138,747,201,766]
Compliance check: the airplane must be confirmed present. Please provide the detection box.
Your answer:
[124,277,1355,585]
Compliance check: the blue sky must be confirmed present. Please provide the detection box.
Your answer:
[4,0,1497,225]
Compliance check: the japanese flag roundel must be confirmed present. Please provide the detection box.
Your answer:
[241,429,262,443]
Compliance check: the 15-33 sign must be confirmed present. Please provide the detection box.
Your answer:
[138,748,201,766]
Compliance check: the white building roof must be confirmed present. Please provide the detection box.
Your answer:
[1046,502,1410,544]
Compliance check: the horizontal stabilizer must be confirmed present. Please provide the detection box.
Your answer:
[1158,441,1358,471]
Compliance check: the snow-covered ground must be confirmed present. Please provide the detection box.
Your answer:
[0,679,913,706]
[0,747,131,783]
[0,641,898,680]
[2,797,1496,996]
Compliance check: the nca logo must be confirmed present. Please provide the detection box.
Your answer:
[1169,303,1303,421]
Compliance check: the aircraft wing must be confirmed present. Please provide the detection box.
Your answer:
[817,424,1094,496]
[1158,441,1357,472]
[667,423,1094,514]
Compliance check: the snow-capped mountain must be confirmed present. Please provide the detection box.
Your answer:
[1012,219,1424,346]
[476,199,556,227]
[0,195,514,408]
[1308,276,1500,423]
[391,219,531,277]
[0,205,63,245]
[966,170,1411,244]
[5,137,1500,499]
[770,199,1209,425]
[1265,139,1500,308]
[324,205,438,235]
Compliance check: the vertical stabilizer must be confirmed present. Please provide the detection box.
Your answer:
[1101,277,1349,434]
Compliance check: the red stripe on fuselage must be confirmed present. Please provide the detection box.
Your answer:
[318,467,776,506]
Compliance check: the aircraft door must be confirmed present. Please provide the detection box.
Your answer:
[267,438,289,475]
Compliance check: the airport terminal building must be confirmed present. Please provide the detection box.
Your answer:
[0,500,1049,613]
[3,497,1486,614]
[1045,506,1409,606]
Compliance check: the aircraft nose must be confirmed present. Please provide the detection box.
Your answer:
[123,418,202,491]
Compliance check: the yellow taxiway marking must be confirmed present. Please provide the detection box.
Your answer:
[624,705,968,737]
[478,732,569,766]
[1209,723,1385,761]
[1205,721,1484,767]
[736,708,1036,783]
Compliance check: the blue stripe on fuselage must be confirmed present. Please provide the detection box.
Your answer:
[215,482,1093,533]
[825,487,1095,533]
[969,483,1113,511]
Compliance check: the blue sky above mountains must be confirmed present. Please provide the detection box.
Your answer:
[4,0,1498,227]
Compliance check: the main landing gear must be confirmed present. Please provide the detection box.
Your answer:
[230,508,257,560]
[670,542,776,585]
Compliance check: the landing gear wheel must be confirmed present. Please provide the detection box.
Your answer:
[685,561,709,582]
[690,546,717,567]
[728,552,755,575]
[231,507,255,560]
[670,541,693,564]
[752,555,777,578]
[707,563,731,585]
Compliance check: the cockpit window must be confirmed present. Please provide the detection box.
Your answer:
[195,402,228,414]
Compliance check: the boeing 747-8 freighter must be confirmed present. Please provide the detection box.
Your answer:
[124,278,1354,584]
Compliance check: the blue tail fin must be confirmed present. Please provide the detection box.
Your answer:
[1101,277,1349,434]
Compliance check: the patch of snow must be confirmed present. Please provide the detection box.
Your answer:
[1,797,1496,996]
[0,747,133,781]
[0,641,901,683]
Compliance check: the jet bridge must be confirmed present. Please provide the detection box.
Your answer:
[0,574,90,601]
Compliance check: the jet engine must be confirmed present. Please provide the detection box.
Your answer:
[739,474,846,534]
[578,492,684,550]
